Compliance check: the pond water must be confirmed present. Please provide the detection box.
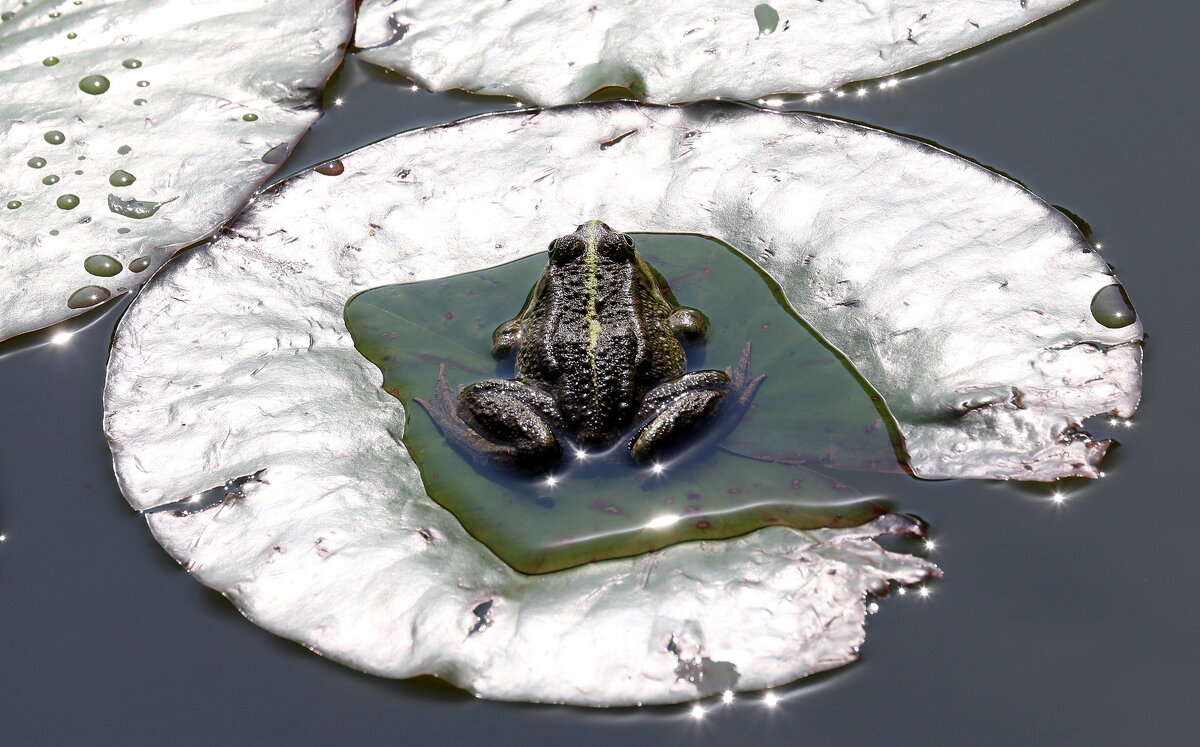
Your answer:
[1,1,1196,744]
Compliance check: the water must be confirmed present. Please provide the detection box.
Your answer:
[65,285,111,309]
[108,170,136,187]
[0,2,1196,744]
[1090,283,1136,328]
[78,75,111,95]
[83,255,122,278]
[345,234,900,574]
[107,194,171,219]
[260,144,289,164]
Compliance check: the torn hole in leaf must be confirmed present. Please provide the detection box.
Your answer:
[147,469,267,517]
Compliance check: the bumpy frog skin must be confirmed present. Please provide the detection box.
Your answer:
[416,221,764,473]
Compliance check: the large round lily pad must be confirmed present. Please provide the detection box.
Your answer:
[0,0,354,342]
[104,101,1136,704]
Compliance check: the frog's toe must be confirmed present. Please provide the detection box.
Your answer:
[727,341,766,401]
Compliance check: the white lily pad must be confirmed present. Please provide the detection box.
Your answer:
[0,0,354,342]
[355,0,1081,105]
[104,102,1134,703]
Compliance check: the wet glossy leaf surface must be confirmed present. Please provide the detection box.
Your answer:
[345,234,897,573]
[355,0,1081,105]
[0,0,354,341]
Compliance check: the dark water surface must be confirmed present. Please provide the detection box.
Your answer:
[2,1,1197,744]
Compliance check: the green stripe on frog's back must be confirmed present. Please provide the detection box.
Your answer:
[582,220,604,397]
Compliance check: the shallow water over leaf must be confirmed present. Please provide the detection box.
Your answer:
[346,233,902,573]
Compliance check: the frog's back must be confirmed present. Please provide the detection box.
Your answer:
[517,254,684,446]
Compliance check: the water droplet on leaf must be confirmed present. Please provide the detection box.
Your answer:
[315,159,344,176]
[117,145,132,155]
[42,174,60,185]
[242,113,258,122]
[754,4,780,35]
[129,256,151,272]
[136,80,149,87]
[44,130,65,145]
[84,254,122,277]
[43,56,59,66]
[67,285,111,309]
[1090,284,1136,328]
[79,74,110,95]
[122,58,142,69]
[109,170,136,187]
[133,98,147,106]
[6,200,22,210]
[108,193,174,219]
[27,157,46,168]
[66,32,77,39]
[56,193,80,209]
[261,144,289,164]
[116,227,131,234]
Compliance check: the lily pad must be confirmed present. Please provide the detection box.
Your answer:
[104,101,1133,704]
[0,0,354,342]
[345,233,897,574]
[355,0,1082,105]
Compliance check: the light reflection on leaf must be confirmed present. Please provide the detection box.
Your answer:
[355,0,1082,105]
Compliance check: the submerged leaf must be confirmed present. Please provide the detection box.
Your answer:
[355,0,1081,105]
[104,100,1133,703]
[344,234,897,574]
[0,0,354,341]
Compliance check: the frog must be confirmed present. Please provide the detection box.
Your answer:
[415,220,764,474]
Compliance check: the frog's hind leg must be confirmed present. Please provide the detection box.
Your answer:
[413,366,562,474]
[634,369,732,422]
[629,342,766,466]
[630,387,728,465]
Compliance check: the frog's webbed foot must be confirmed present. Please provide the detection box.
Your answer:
[726,340,767,409]
[414,365,562,474]
[629,342,765,466]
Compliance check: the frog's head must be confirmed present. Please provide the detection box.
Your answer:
[549,220,637,266]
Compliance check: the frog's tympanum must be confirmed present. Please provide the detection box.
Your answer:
[416,221,764,473]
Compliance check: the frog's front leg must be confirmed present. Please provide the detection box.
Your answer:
[669,306,709,345]
[414,365,562,473]
[629,342,765,465]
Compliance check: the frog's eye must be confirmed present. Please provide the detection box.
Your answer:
[599,233,636,261]
[548,236,584,264]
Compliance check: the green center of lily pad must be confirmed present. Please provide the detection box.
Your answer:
[345,233,907,574]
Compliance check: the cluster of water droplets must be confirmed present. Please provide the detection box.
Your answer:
[2,0,269,310]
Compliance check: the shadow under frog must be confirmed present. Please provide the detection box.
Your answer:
[415,221,764,475]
